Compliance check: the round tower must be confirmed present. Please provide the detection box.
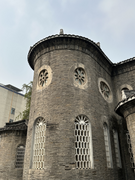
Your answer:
[23,30,124,180]
[115,93,135,169]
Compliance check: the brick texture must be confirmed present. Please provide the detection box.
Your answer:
[21,35,135,180]
[0,131,26,180]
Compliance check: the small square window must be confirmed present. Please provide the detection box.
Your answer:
[11,108,15,114]
[9,119,13,123]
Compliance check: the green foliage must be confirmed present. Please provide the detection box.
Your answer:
[16,81,33,120]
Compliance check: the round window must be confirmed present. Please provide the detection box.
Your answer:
[74,67,86,85]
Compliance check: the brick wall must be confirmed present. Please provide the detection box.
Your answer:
[0,131,26,180]
[23,35,135,179]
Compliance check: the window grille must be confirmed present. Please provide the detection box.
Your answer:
[33,117,46,169]
[113,130,122,168]
[100,81,110,99]
[126,131,135,169]
[74,68,85,85]
[15,145,25,168]
[74,115,93,169]
[103,123,113,168]
[38,69,48,87]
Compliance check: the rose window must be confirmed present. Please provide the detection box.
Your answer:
[100,81,110,98]
[38,69,48,87]
[74,68,85,85]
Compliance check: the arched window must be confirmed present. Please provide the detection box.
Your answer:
[32,117,46,169]
[121,88,129,100]
[113,129,122,168]
[74,115,93,169]
[15,145,25,168]
[103,123,113,168]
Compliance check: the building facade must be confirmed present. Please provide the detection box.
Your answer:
[0,120,27,180]
[0,84,27,127]
[0,31,135,180]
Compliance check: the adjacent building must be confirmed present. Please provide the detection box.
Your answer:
[0,83,27,127]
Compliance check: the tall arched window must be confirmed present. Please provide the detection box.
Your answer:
[74,115,93,169]
[15,145,25,168]
[103,123,113,168]
[32,117,46,169]
[113,129,122,168]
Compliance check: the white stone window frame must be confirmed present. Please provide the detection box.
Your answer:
[113,129,122,168]
[74,115,94,169]
[15,145,25,168]
[98,78,113,103]
[32,117,46,170]
[103,123,113,168]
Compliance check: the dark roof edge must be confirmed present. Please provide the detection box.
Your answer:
[28,33,135,70]
[0,84,24,97]
[28,34,113,67]
[113,57,135,66]
[0,119,28,132]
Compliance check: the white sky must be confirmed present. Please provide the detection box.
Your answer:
[0,0,135,89]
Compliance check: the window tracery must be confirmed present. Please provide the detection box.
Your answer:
[74,115,93,169]
[74,68,85,85]
[38,69,48,87]
[100,81,110,99]
[33,117,46,169]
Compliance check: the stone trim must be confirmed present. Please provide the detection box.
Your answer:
[28,34,112,68]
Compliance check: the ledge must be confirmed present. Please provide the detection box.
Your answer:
[115,94,135,117]
[28,34,112,70]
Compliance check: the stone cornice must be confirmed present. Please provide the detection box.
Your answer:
[28,33,135,77]
[28,34,112,70]
[115,94,135,117]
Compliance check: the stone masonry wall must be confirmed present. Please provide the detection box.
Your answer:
[23,45,128,180]
[112,62,135,180]
[0,131,26,180]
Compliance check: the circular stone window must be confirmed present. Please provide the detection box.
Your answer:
[38,69,48,87]
[100,81,110,99]
[98,78,113,103]
[69,63,88,89]
[74,67,86,85]
[37,65,52,90]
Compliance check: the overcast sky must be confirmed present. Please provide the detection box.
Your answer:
[0,0,135,89]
